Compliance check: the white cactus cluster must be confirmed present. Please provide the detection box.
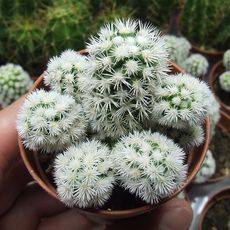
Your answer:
[17,19,212,209]
[113,131,187,204]
[44,49,89,102]
[223,49,230,71]
[219,71,230,92]
[0,63,33,108]
[80,19,169,139]
[54,140,115,208]
[17,90,87,153]
[193,150,216,184]
[183,54,209,78]
[164,35,191,66]
[152,73,209,129]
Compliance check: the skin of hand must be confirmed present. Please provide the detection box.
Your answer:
[0,97,193,230]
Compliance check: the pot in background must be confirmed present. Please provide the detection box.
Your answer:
[198,187,230,230]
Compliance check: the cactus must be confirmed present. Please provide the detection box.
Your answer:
[80,19,169,139]
[219,71,230,93]
[4,14,44,72]
[152,73,210,129]
[113,130,187,204]
[193,150,216,183]
[44,49,89,102]
[164,35,191,66]
[129,0,185,29]
[223,50,230,71]
[181,0,230,51]
[0,63,32,108]
[183,54,209,78]
[54,140,115,208]
[17,89,87,153]
[41,0,92,59]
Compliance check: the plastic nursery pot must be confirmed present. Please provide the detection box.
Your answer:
[198,187,230,230]
[18,61,210,225]
[209,61,230,116]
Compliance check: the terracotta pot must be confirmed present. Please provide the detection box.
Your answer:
[209,61,230,116]
[18,59,210,224]
[198,187,230,230]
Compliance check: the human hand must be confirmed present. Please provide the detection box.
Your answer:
[0,97,193,230]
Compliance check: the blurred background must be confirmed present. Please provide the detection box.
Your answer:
[1,0,228,77]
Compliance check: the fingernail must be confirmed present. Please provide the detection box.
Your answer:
[159,206,192,230]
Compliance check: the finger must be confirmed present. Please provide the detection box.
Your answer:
[0,96,25,183]
[38,209,94,230]
[0,159,32,215]
[0,184,66,230]
[106,198,193,230]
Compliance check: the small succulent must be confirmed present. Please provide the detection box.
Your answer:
[193,150,216,184]
[183,54,209,78]
[0,63,33,108]
[152,73,209,129]
[113,130,187,204]
[54,140,115,208]
[164,35,191,66]
[223,49,230,71]
[80,19,169,139]
[219,71,230,92]
[17,89,87,153]
[44,49,89,102]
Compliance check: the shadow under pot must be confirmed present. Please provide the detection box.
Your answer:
[209,61,230,116]
[18,61,210,225]
[199,187,230,230]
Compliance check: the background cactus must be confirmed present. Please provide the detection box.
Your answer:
[17,89,87,153]
[181,0,230,51]
[223,50,230,71]
[54,140,115,208]
[164,35,191,66]
[182,54,209,78]
[193,150,216,184]
[113,130,187,204]
[0,63,32,108]
[219,71,230,93]
[129,0,185,30]
[41,0,92,60]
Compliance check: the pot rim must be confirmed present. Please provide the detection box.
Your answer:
[18,59,210,219]
[198,187,230,230]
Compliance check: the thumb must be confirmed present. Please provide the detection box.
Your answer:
[0,96,25,183]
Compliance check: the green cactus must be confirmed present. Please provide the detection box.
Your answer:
[128,0,185,30]
[41,0,92,58]
[181,0,230,51]
[4,14,44,72]
[90,1,133,36]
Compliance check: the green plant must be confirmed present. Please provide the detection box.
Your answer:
[4,14,44,71]
[129,0,185,29]
[181,0,230,51]
[41,0,92,59]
